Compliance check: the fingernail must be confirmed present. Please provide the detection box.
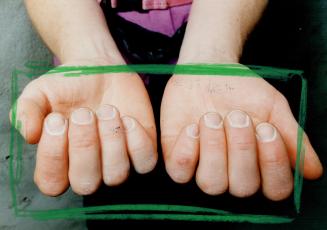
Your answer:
[71,108,93,125]
[186,124,200,139]
[204,112,223,129]
[122,116,135,131]
[256,123,277,143]
[45,113,66,136]
[96,105,116,120]
[227,110,250,128]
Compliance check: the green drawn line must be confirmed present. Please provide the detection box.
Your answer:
[14,69,41,80]
[9,63,306,223]
[248,65,303,80]
[46,64,260,77]
[24,60,52,70]
[17,204,293,224]
[294,77,307,213]
[24,212,293,224]
[10,71,24,184]
[21,204,230,216]
[9,70,19,215]
[15,123,23,184]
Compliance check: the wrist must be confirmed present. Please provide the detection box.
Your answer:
[59,34,125,65]
[62,54,125,67]
[61,49,125,67]
[178,38,242,64]
[178,48,240,64]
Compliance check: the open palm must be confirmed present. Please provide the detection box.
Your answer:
[12,66,157,196]
[161,68,322,200]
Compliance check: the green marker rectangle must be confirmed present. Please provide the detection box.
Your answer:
[9,63,306,224]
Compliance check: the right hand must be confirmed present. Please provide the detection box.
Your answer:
[11,60,157,196]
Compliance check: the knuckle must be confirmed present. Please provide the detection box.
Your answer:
[100,125,123,138]
[167,155,194,183]
[128,140,155,166]
[23,78,41,93]
[128,136,151,153]
[70,135,97,150]
[263,156,284,166]
[39,150,65,162]
[234,140,255,152]
[35,168,64,184]
[172,143,197,168]
[175,154,194,168]
[275,92,291,110]
[261,151,285,166]
[277,92,289,105]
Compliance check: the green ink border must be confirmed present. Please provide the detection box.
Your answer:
[9,63,306,223]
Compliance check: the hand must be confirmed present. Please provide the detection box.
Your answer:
[160,66,323,201]
[11,60,157,196]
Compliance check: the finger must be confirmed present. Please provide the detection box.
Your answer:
[256,122,293,201]
[68,108,102,195]
[196,112,228,195]
[111,74,157,152]
[225,110,260,198]
[165,124,200,184]
[34,112,69,196]
[96,105,130,186]
[122,116,157,174]
[271,95,323,179]
[10,79,49,144]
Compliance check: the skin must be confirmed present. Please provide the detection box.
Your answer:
[14,0,323,199]
[18,0,157,195]
[161,0,323,200]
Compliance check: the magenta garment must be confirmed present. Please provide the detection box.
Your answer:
[117,4,191,37]
[107,0,192,37]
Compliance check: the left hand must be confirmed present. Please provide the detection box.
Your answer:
[160,67,322,201]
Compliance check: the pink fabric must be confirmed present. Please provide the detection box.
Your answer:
[102,0,192,37]
[118,4,191,37]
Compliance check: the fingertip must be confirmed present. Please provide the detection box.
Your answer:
[198,112,228,196]
[301,137,323,180]
[196,173,228,196]
[303,154,323,180]
[225,110,259,198]
[15,97,46,144]
[68,107,101,195]
[122,116,158,174]
[264,183,294,202]
[71,180,101,196]
[270,98,323,180]
[34,175,69,197]
[103,165,130,186]
[35,112,69,196]
[166,124,200,184]
[169,154,195,183]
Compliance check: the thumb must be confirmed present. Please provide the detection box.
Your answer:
[271,94,323,180]
[10,79,49,144]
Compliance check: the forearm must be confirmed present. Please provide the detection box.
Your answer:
[24,0,124,64]
[178,0,268,64]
